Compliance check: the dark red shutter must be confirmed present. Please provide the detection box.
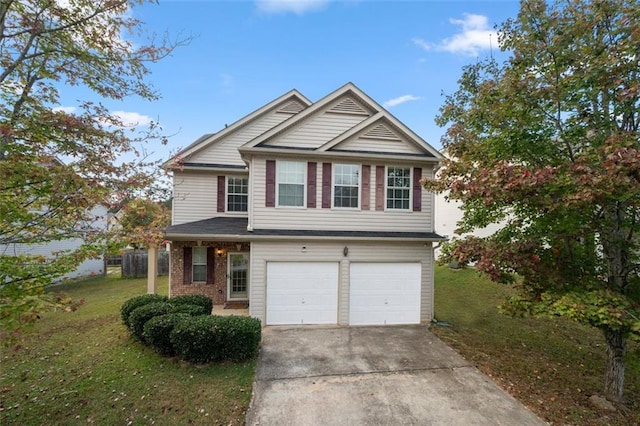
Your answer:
[413,167,422,212]
[322,163,332,208]
[375,165,384,211]
[206,247,214,285]
[361,165,370,210]
[217,176,225,212]
[307,162,317,208]
[266,160,276,207]
[183,247,192,284]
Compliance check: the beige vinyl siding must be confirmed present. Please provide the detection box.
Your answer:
[249,241,434,325]
[332,134,425,154]
[251,158,434,232]
[188,111,291,165]
[268,112,369,149]
[172,170,249,225]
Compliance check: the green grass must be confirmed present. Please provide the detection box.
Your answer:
[0,273,255,425]
[433,265,640,425]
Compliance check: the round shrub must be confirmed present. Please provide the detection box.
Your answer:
[170,315,221,363]
[143,313,191,355]
[170,315,262,363]
[171,303,208,316]
[128,302,172,341]
[120,294,169,328]
[214,316,262,361]
[170,294,213,314]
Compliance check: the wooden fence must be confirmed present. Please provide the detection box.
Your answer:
[121,249,169,278]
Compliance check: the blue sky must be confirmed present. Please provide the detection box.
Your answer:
[60,0,520,161]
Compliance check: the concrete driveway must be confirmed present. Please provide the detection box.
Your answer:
[246,326,546,426]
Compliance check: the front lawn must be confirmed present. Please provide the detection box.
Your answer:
[433,265,640,425]
[0,273,255,425]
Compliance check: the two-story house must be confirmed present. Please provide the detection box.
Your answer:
[164,83,444,326]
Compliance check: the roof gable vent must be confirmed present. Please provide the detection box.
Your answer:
[362,123,401,140]
[328,97,370,115]
[277,100,306,114]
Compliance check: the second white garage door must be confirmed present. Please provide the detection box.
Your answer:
[266,262,339,325]
[349,263,421,325]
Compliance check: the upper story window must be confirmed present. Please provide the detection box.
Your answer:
[277,161,305,207]
[227,177,248,212]
[333,164,359,208]
[192,246,207,282]
[386,167,411,210]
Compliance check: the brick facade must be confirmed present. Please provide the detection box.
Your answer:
[170,241,250,307]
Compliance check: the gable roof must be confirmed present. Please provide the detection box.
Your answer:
[163,89,312,168]
[238,82,443,160]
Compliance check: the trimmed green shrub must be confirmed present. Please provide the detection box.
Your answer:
[170,315,262,363]
[170,315,220,363]
[215,316,262,361]
[143,313,191,355]
[171,303,208,316]
[120,294,168,328]
[128,302,172,341]
[170,294,213,314]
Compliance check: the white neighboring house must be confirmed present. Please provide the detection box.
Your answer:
[2,204,108,280]
[434,193,505,259]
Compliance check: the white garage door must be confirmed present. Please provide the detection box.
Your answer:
[349,263,421,325]
[266,262,339,325]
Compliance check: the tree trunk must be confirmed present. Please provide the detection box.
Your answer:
[603,327,626,402]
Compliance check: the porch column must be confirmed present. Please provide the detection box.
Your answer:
[147,245,158,294]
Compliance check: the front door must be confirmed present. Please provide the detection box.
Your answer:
[228,253,249,300]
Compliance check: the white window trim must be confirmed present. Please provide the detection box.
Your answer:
[227,252,249,301]
[384,165,413,212]
[192,246,207,283]
[225,175,249,214]
[275,160,307,209]
[331,163,361,210]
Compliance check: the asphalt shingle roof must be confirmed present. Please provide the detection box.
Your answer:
[165,217,444,241]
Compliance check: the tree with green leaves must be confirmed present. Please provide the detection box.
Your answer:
[426,0,639,402]
[0,0,185,335]
[117,197,170,249]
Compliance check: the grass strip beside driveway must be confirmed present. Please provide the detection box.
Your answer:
[1,273,255,426]
[433,265,640,426]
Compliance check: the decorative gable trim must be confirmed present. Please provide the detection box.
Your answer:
[239,83,383,151]
[361,123,401,140]
[277,100,306,114]
[164,90,312,168]
[327,96,371,116]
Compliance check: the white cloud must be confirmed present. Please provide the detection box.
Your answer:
[414,13,497,57]
[111,111,153,127]
[53,106,77,114]
[256,0,329,15]
[383,95,420,108]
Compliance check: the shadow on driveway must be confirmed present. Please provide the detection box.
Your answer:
[246,326,546,425]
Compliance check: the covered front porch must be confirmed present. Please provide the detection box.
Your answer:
[164,217,253,309]
[169,240,250,309]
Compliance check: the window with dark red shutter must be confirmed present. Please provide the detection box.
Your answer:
[307,162,317,208]
[265,160,276,207]
[183,247,192,284]
[413,167,422,212]
[361,165,370,210]
[322,163,331,208]
[217,176,225,212]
